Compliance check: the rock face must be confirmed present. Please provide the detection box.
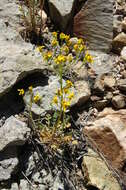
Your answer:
[48,0,76,31]
[74,0,113,52]
[84,108,126,183]
[0,116,30,181]
[0,116,30,151]
[82,148,121,190]
[24,76,91,115]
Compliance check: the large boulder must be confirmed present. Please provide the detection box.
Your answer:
[48,0,76,31]
[82,148,121,190]
[74,0,113,52]
[84,108,126,183]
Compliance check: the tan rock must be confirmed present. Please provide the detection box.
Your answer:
[112,32,126,53]
[122,17,126,32]
[84,108,126,183]
[74,80,91,106]
[112,95,125,109]
[82,148,121,190]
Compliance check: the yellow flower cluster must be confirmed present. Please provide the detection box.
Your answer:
[84,52,93,63]
[18,89,24,96]
[61,45,69,55]
[44,51,53,61]
[60,33,70,42]
[55,55,66,64]
[52,80,74,112]
[33,92,41,103]
[51,39,58,47]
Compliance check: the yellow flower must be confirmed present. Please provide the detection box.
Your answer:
[44,51,52,60]
[52,95,58,104]
[63,87,69,94]
[66,80,73,88]
[56,89,62,96]
[73,44,78,51]
[66,40,72,47]
[61,45,69,54]
[18,89,24,96]
[19,5,22,11]
[77,38,84,45]
[60,32,66,40]
[78,44,84,52]
[65,35,70,42]
[84,52,93,63]
[55,55,66,64]
[62,100,70,112]
[68,92,74,100]
[33,92,41,103]
[52,32,57,38]
[36,45,44,52]
[29,86,33,92]
[67,54,73,62]
[51,39,58,47]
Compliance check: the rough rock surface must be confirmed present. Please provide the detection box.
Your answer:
[24,76,91,115]
[0,116,30,151]
[74,0,113,52]
[48,0,76,31]
[82,148,121,190]
[84,108,126,183]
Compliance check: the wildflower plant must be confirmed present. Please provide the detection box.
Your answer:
[18,32,93,151]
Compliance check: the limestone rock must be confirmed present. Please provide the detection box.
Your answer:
[74,0,113,52]
[84,108,126,182]
[112,95,125,109]
[118,78,126,91]
[121,46,126,61]
[0,116,30,151]
[74,80,91,106]
[82,148,121,190]
[112,32,126,53]
[48,0,76,31]
[104,75,116,89]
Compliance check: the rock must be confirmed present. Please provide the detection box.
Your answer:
[112,95,125,109]
[82,148,121,190]
[11,183,18,190]
[72,61,88,80]
[48,0,76,31]
[74,0,113,52]
[24,76,91,115]
[73,80,91,106]
[117,79,126,91]
[112,32,126,53]
[121,46,126,61]
[0,116,30,151]
[84,108,126,182]
[104,75,116,89]
[122,17,126,32]
[19,180,29,190]
[93,99,109,110]
[113,15,123,36]
[88,51,115,75]
[0,156,18,181]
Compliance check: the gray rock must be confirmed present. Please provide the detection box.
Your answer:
[74,0,113,52]
[48,0,76,31]
[112,95,125,109]
[88,51,115,75]
[19,180,30,190]
[11,183,19,190]
[113,15,123,36]
[0,116,30,151]
[0,157,18,181]
[104,75,116,89]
